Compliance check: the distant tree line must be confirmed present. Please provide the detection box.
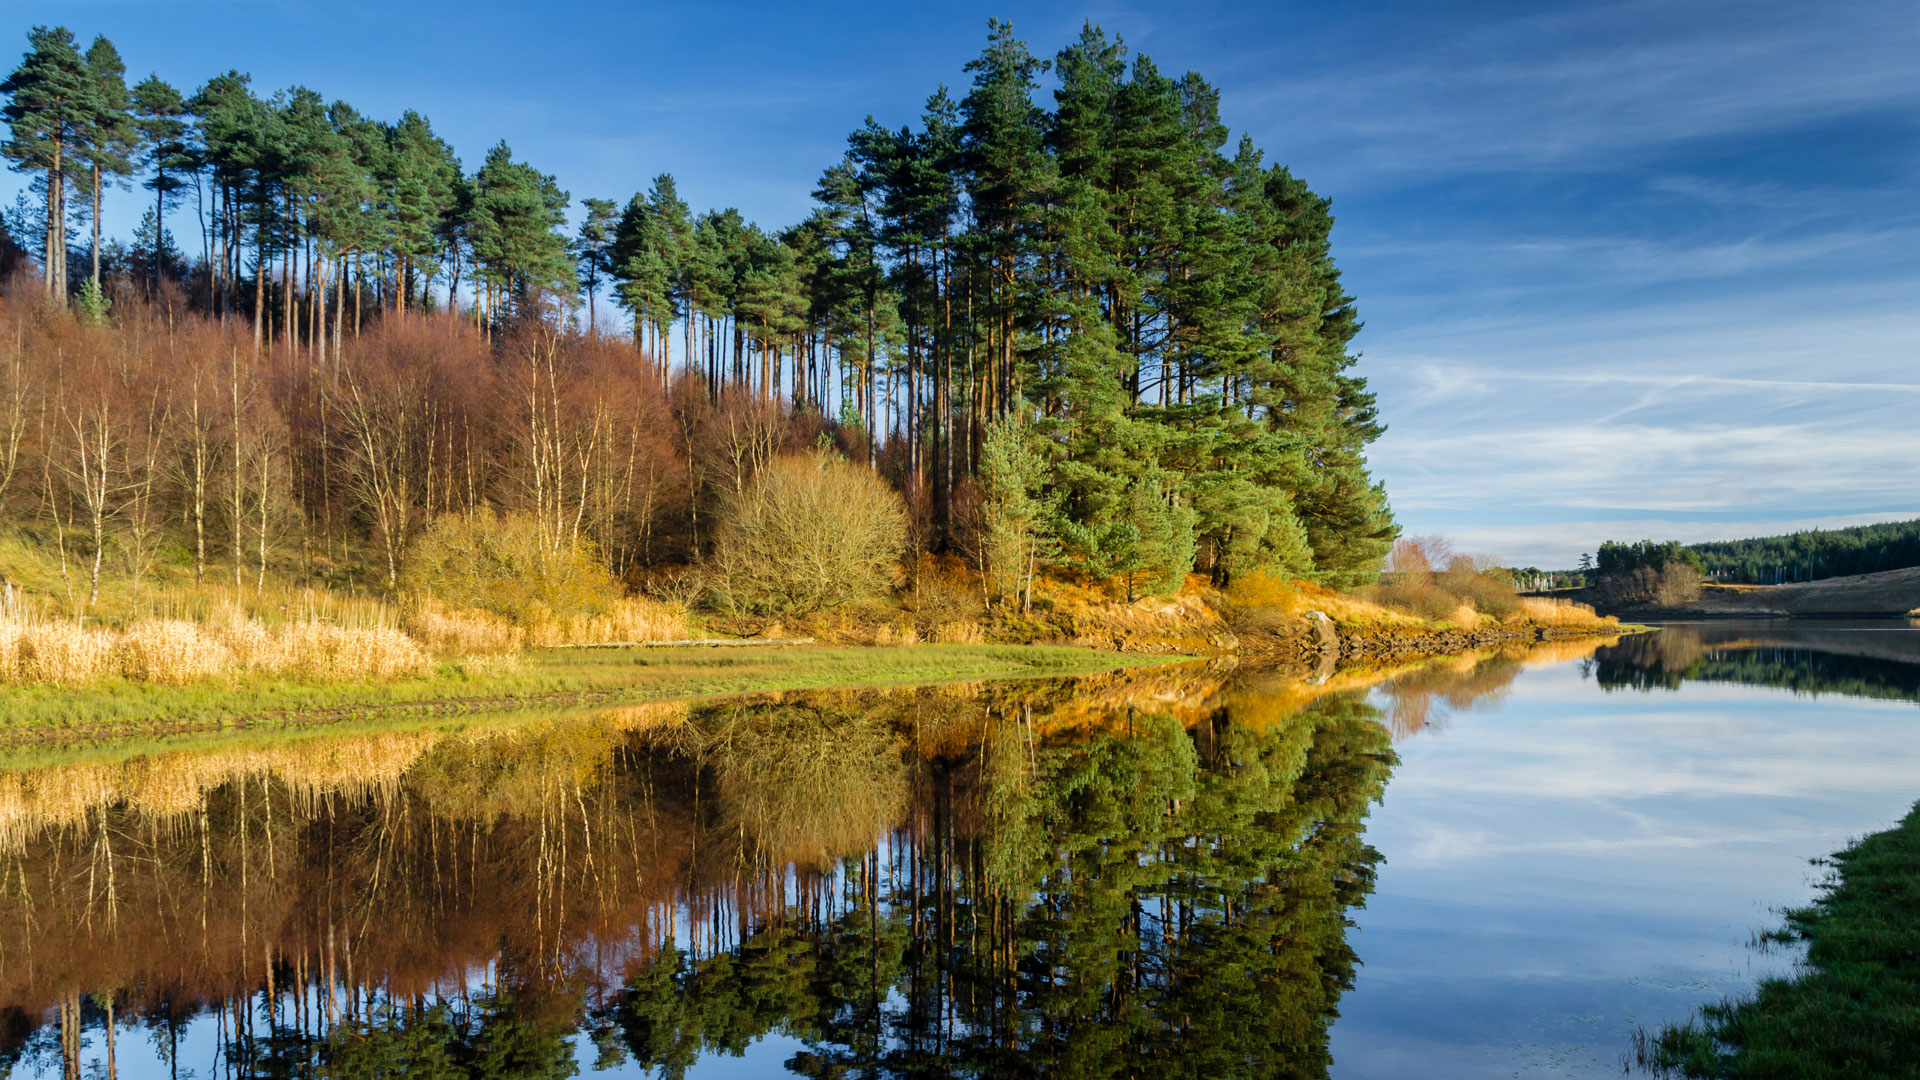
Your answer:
[1595,540,1703,577]
[1581,522,1920,590]
[1689,519,1920,584]
[0,20,1395,601]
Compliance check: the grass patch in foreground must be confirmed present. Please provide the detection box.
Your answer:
[1635,800,1920,1078]
[0,643,1181,741]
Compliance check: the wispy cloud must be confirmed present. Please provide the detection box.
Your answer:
[1232,0,1920,182]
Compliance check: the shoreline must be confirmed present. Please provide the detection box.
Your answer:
[0,643,1188,748]
[1636,800,1920,1077]
[0,615,1637,751]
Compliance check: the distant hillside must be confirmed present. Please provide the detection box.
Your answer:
[1689,519,1920,584]
[1582,565,1920,618]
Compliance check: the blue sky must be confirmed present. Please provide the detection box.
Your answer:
[10,0,1918,566]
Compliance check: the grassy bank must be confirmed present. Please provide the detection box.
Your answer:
[0,642,1184,744]
[1636,800,1920,1077]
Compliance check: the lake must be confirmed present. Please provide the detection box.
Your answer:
[3,620,1917,1078]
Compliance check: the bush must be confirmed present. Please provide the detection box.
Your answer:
[1592,563,1702,607]
[706,451,907,615]
[402,512,623,626]
[1437,556,1523,619]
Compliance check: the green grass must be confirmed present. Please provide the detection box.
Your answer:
[0,643,1184,746]
[1635,800,1920,1077]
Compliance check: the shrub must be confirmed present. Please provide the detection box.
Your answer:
[1592,563,1702,607]
[1438,557,1523,619]
[402,511,624,626]
[706,451,907,615]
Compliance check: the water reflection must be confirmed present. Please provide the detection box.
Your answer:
[0,681,1388,1078]
[0,638,1631,1079]
[1592,620,1920,702]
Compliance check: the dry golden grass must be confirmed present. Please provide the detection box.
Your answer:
[872,621,921,646]
[1227,572,1430,628]
[405,594,688,653]
[525,596,690,647]
[0,611,430,686]
[144,583,400,631]
[1518,595,1617,629]
[0,618,119,684]
[405,599,527,655]
[115,619,232,682]
[931,620,987,644]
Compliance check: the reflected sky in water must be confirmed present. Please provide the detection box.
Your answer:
[1333,621,1920,1077]
[3,622,1918,1079]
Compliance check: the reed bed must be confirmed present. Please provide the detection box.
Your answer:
[1517,595,1615,628]
[404,600,528,655]
[524,596,690,647]
[0,612,429,686]
[931,620,987,644]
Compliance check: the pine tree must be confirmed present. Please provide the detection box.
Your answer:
[79,35,133,290]
[1,26,93,301]
[468,141,573,321]
[384,110,459,315]
[976,414,1055,607]
[187,70,267,321]
[960,19,1051,422]
[130,75,192,292]
[573,196,616,333]
[610,191,672,361]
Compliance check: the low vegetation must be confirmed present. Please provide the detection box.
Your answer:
[706,450,907,615]
[400,512,688,646]
[1357,536,1615,630]
[1636,800,1920,1078]
[0,643,1182,739]
[0,612,427,685]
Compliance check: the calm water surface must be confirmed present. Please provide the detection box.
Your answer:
[3,620,1917,1078]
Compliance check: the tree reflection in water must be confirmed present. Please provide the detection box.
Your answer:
[0,675,1403,1079]
[1590,621,1920,702]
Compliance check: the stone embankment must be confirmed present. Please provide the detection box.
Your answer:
[1047,589,1628,665]
[732,582,1630,662]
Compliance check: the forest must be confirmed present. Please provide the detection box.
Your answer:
[0,19,1394,622]
[1687,519,1920,584]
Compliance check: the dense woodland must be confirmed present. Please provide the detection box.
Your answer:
[0,20,1394,608]
[1687,519,1920,584]
[1586,523,1920,588]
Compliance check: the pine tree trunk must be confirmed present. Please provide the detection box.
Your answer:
[91,165,103,286]
[253,219,267,355]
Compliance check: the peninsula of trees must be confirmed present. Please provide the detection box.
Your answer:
[0,19,1394,613]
